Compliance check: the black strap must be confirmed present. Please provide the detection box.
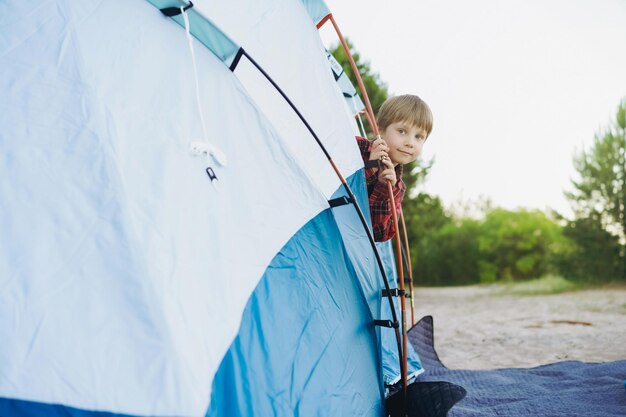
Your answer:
[374,319,399,329]
[328,196,352,208]
[229,48,245,72]
[160,1,193,17]
[381,288,405,298]
[364,160,380,170]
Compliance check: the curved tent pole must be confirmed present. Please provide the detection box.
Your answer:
[230,49,404,368]
[320,17,416,328]
[152,2,406,409]
[386,180,408,401]
[327,15,377,135]
[320,12,410,402]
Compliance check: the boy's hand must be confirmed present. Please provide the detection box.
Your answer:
[369,138,390,162]
[377,157,397,186]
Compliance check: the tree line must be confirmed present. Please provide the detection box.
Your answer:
[332,41,626,285]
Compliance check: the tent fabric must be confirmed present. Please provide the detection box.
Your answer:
[207,170,426,415]
[296,0,368,119]
[376,241,424,385]
[204,0,364,199]
[145,0,240,67]
[294,0,425,384]
[300,0,366,126]
[408,316,626,417]
[326,50,367,118]
[0,0,330,415]
[0,398,137,417]
[153,0,405,392]
[2,0,421,416]
[331,174,424,386]
[208,175,384,416]
[299,0,331,26]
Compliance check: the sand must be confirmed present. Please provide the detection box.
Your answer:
[411,285,626,370]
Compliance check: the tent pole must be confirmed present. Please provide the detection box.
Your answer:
[233,49,405,400]
[328,15,377,134]
[387,181,408,402]
[323,14,409,406]
[400,210,415,327]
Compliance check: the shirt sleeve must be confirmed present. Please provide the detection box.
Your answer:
[369,178,405,242]
[355,136,405,242]
[356,136,379,194]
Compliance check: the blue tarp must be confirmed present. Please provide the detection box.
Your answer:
[408,315,626,417]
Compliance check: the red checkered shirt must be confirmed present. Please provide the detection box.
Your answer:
[356,136,405,242]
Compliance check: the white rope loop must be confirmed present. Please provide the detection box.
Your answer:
[181,6,227,178]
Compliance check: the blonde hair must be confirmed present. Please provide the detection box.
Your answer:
[377,94,433,136]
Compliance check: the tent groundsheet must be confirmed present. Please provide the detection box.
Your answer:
[408,316,626,417]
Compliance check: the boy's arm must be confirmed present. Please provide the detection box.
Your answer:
[355,135,404,241]
[368,179,405,242]
[356,136,380,194]
[365,166,379,195]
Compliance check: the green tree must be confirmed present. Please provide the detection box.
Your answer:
[567,99,626,239]
[412,205,570,286]
[565,99,626,280]
[558,215,622,282]
[421,218,482,286]
[478,209,567,282]
[404,193,452,285]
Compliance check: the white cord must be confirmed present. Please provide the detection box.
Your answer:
[181,6,227,169]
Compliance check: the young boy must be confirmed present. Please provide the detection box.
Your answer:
[356,95,433,242]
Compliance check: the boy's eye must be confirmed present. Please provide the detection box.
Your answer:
[398,129,405,134]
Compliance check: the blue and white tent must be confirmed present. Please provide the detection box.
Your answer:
[0,1,421,415]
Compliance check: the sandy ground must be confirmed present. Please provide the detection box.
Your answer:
[411,285,626,370]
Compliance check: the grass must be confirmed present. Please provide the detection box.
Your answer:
[494,275,580,296]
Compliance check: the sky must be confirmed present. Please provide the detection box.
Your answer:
[320,0,626,217]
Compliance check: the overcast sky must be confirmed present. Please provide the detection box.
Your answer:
[320,0,626,217]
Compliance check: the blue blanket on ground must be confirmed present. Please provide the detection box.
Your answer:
[407,316,626,417]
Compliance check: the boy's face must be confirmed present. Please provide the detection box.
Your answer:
[381,121,427,166]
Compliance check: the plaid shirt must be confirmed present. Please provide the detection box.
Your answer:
[356,136,405,242]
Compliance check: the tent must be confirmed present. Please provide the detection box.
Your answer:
[0,0,423,415]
